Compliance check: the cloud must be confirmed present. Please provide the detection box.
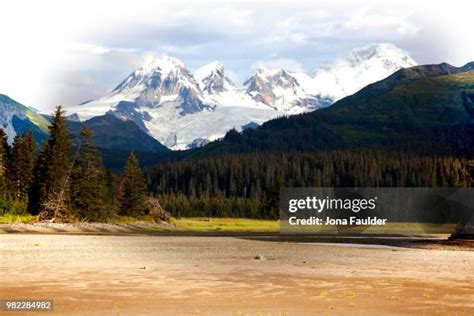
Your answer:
[63,43,112,55]
[0,0,472,111]
[342,8,419,35]
[252,58,305,73]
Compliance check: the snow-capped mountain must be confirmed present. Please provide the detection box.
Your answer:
[312,43,417,101]
[244,68,326,113]
[195,61,260,108]
[195,61,234,95]
[68,43,417,150]
[69,56,212,120]
[68,56,284,149]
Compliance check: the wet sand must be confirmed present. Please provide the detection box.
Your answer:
[1,234,473,315]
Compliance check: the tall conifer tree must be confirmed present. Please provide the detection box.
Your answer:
[119,152,147,216]
[0,129,10,201]
[71,127,112,221]
[9,132,35,201]
[30,106,73,219]
[0,129,10,163]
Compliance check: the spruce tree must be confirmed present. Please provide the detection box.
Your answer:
[71,127,112,221]
[119,152,147,216]
[30,106,73,220]
[0,129,9,202]
[8,136,22,200]
[9,132,35,201]
[105,170,121,214]
[0,129,10,163]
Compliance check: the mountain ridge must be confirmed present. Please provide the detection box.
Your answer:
[0,94,50,144]
[68,113,169,153]
[67,43,417,150]
[190,62,474,157]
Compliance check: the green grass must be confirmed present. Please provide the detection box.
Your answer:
[0,213,37,224]
[0,213,458,236]
[115,215,159,224]
[0,213,278,233]
[171,217,279,232]
[439,71,474,85]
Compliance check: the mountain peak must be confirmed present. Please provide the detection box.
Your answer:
[347,43,416,68]
[111,54,200,98]
[254,67,286,78]
[246,67,296,89]
[244,67,323,112]
[314,43,417,101]
[134,54,187,77]
[195,61,234,94]
[195,61,224,77]
[462,61,474,71]
[351,43,402,56]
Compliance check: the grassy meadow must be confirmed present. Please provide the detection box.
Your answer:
[0,213,279,233]
[171,217,279,232]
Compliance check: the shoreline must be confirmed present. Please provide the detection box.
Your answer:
[1,222,473,252]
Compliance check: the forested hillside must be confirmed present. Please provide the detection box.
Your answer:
[148,151,472,218]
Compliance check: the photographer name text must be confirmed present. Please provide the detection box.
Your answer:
[287,196,387,226]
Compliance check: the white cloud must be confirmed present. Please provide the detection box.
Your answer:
[343,8,419,35]
[0,0,473,111]
[252,58,305,73]
[63,43,111,55]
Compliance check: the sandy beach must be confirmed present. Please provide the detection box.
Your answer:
[1,234,473,315]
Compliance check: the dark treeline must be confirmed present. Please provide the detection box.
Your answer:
[2,107,472,221]
[0,106,149,222]
[148,151,472,219]
[192,123,474,160]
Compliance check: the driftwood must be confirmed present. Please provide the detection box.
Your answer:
[146,198,170,222]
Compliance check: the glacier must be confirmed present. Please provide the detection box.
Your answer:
[67,43,417,150]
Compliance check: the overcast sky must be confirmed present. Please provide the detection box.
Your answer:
[1,0,473,112]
